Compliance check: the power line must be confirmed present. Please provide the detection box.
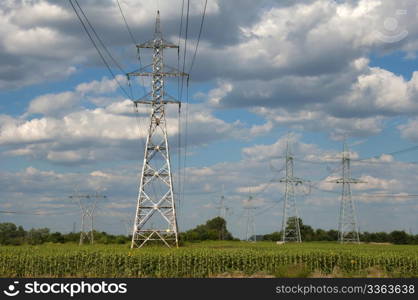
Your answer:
[177,0,185,100]
[180,0,190,208]
[115,0,147,97]
[252,178,276,199]
[176,0,186,217]
[181,79,190,206]
[352,145,418,163]
[74,0,126,74]
[180,0,190,90]
[116,0,137,45]
[308,183,340,195]
[296,144,418,167]
[188,0,208,74]
[254,196,284,217]
[178,0,185,48]
[0,210,79,216]
[294,158,338,165]
[69,0,131,100]
[115,0,149,160]
[359,193,418,198]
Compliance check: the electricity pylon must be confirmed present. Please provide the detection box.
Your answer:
[69,191,106,245]
[332,143,365,243]
[279,141,306,243]
[129,11,188,248]
[244,190,257,242]
[215,185,228,240]
[216,185,229,219]
[121,216,134,237]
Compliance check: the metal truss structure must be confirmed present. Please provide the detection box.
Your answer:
[215,185,232,240]
[332,143,365,243]
[244,191,257,242]
[69,192,106,245]
[129,11,188,248]
[216,185,229,219]
[279,142,306,243]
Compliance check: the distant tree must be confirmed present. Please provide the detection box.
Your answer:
[389,230,410,245]
[62,232,80,243]
[299,220,315,242]
[47,232,65,243]
[261,220,418,244]
[181,217,233,241]
[262,232,281,241]
[0,223,25,245]
[326,230,339,241]
[26,228,50,245]
[374,232,390,243]
[314,229,326,241]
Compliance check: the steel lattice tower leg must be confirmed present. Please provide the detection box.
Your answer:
[280,141,304,243]
[129,11,188,248]
[335,143,364,243]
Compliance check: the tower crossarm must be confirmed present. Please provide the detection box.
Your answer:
[331,178,366,184]
[279,177,305,184]
[127,64,188,77]
[136,40,178,49]
[128,71,188,77]
[134,100,180,106]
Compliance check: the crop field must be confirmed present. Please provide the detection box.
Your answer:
[0,241,417,278]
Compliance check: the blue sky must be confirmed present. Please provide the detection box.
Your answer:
[1,0,418,238]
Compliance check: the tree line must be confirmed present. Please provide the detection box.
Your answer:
[1,217,417,245]
[261,219,418,245]
[0,223,129,245]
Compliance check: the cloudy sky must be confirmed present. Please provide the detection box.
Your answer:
[1,0,418,238]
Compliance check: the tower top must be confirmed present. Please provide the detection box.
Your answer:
[154,10,162,39]
[135,10,178,49]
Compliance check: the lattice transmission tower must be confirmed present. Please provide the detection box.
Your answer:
[279,141,306,243]
[129,11,188,248]
[216,185,229,219]
[244,191,257,242]
[215,185,231,240]
[332,143,365,243]
[69,191,106,245]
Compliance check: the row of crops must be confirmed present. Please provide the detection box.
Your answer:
[0,242,417,277]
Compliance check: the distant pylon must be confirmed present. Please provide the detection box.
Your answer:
[121,216,134,237]
[216,185,229,219]
[332,143,365,243]
[69,191,106,245]
[215,185,229,240]
[129,11,188,248]
[244,189,257,242]
[279,140,306,243]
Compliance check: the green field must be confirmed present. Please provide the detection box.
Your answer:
[0,241,417,278]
